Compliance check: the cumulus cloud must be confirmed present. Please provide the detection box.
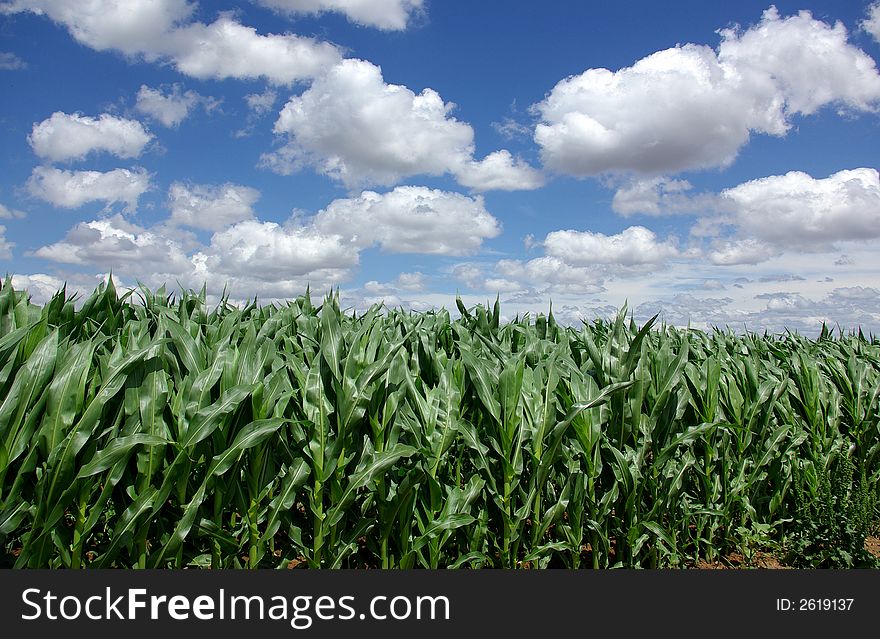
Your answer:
[255,0,424,31]
[864,2,880,43]
[32,215,192,273]
[9,273,67,303]
[0,225,13,260]
[32,213,354,298]
[0,0,193,53]
[167,182,260,230]
[395,271,425,291]
[455,150,545,192]
[533,7,880,177]
[193,219,356,285]
[265,59,470,185]
[1,1,342,85]
[28,111,152,162]
[135,83,213,127]
[494,257,606,295]
[543,226,682,266]
[720,168,880,250]
[167,16,341,84]
[0,202,26,218]
[612,177,715,216]
[0,51,26,69]
[27,166,151,211]
[313,186,501,254]
[264,58,541,190]
[708,238,780,266]
[30,186,498,299]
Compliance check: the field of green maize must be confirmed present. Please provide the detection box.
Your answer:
[0,278,878,568]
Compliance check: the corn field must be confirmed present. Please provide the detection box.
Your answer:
[0,278,878,568]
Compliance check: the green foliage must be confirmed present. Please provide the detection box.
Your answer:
[0,278,878,568]
[786,452,878,568]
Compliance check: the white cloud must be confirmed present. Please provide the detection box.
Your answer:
[266,59,471,186]
[28,111,152,162]
[533,7,880,176]
[455,150,545,192]
[135,83,208,127]
[9,273,66,302]
[1,1,342,85]
[864,2,880,43]
[32,215,192,273]
[312,186,501,255]
[491,117,531,141]
[255,0,424,31]
[31,213,355,299]
[245,88,278,115]
[612,177,713,216]
[395,271,425,291]
[493,257,606,295]
[543,226,682,266]
[0,225,13,259]
[720,168,880,250]
[264,59,541,190]
[27,166,151,211]
[167,16,341,85]
[167,182,260,230]
[0,202,26,218]
[0,51,26,69]
[192,219,356,287]
[29,185,501,300]
[708,239,780,266]
[0,0,194,54]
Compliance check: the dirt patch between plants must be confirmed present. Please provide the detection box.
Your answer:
[866,536,880,561]
[693,536,880,569]
[693,550,789,570]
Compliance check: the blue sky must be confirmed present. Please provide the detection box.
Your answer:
[1,0,879,333]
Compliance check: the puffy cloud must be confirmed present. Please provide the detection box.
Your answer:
[494,257,605,295]
[708,239,780,266]
[193,219,356,286]
[135,83,210,127]
[28,111,152,162]
[533,8,880,176]
[27,166,150,211]
[612,177,714,216]
[1,1,341,85]
[0,202,26,218]
[31,213,355,299]
[265,59,541,189]
[455,150,545,192]
[9,273,66,303]
[266,59,471,186]
[255,0,424,31]
[167,16,341,85]
[543,226,682,266]
[0,225,13,259]
[312,186,501,255]
[0,51,26,69]
[395,271,425,291]
[0,0,193,54]
[864,2,880,43]
[167,182,259,230]
[720,168,880,250]
[32,215,192,273]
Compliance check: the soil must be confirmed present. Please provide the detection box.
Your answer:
[693,550,789,569]
[866,536,880,561]
[692,536,880,569]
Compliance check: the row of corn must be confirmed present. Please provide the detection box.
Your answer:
[0,278,878,568]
